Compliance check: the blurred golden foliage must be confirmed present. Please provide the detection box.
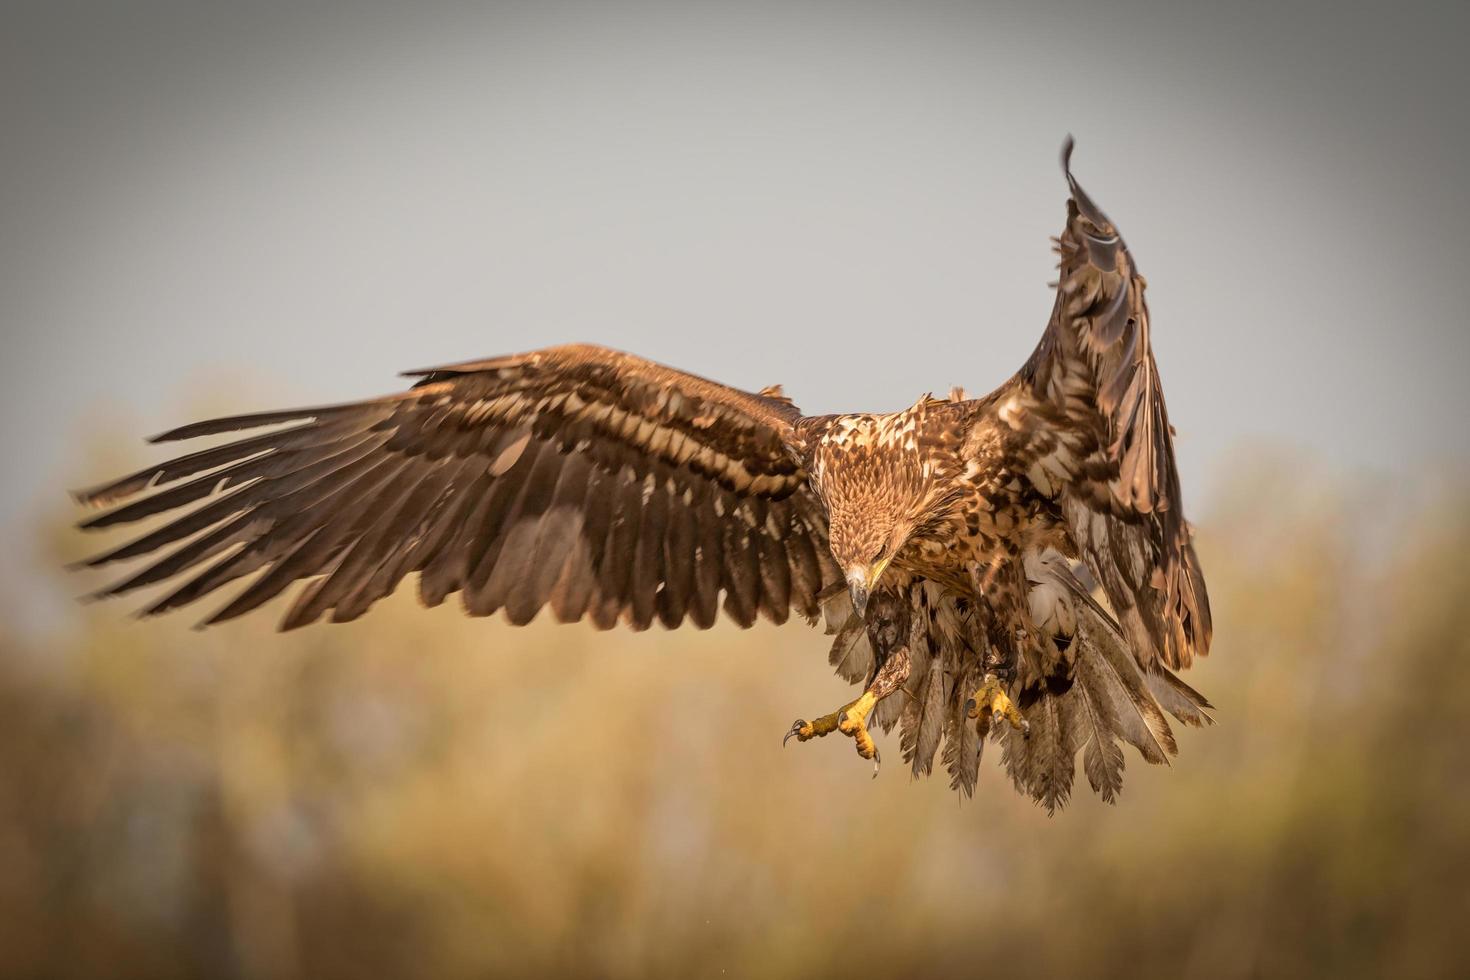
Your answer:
[3,448,1468,979]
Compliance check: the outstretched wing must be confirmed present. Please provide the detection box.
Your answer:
[1015,140,1212,671]
[74,343,839,631]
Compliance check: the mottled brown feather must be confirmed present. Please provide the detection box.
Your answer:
[1015,138,1212,671]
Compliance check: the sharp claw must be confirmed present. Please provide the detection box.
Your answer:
[1020,719,1032,739]
[782,694,887,775]
[872,747,882,778]
[783,720,806,747]
[964,697,977,719]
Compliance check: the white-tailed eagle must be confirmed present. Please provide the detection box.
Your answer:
[75,140,1212,811]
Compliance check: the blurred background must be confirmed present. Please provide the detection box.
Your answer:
[3,2,1468,977]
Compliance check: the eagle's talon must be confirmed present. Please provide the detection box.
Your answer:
[966,673,1027,737]
[784,690,880,769]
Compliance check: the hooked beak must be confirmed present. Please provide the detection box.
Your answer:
[845,558,890,619]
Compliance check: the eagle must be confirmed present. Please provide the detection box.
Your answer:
[74,140,1212,811]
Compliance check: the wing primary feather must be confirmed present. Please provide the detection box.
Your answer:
[91,509,266,598]
[78,426,391,531]
[80,491,253,569]
[147,400,395,444]
[300,462,443,625]
[186,455,413,625]
[74,415,371,508]
[117,443,405,612]
[340,455,487,617]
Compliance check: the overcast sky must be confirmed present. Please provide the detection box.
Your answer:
[3,0,1466,627]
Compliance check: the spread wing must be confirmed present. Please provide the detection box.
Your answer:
[74,343,840,632]
[1015,140,1212,671]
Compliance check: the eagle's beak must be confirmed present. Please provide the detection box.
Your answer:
[846,558,890,619]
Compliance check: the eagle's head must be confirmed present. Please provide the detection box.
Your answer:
[810,403,947,617]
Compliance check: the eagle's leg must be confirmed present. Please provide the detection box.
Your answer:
[966,673,1029,738]
[783,589,911,774]
[965,564,1032,739]
[783,648,911,772]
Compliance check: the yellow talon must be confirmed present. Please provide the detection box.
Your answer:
[784,690,881,771]
[966,674,1029,738]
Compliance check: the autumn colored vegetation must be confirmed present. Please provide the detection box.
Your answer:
[2,446,1466,979]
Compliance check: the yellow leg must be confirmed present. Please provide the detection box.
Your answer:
[784,647,910,777]
[966,673,1029,738]
[784,690,881,771]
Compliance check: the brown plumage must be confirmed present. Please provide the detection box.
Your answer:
[74,139,1212,810]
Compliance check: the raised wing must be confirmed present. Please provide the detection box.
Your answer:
[1017,140,1212,671]
[74,344,840,631]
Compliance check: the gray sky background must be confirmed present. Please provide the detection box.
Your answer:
[3,1,1467,628]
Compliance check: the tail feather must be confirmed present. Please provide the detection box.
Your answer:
[1078,688,1127,803]
[1001,684,1080,813]
[899,583,961,777]
[1074,609,1177,763]
[942,660,984,795]
[900,654,950,776]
